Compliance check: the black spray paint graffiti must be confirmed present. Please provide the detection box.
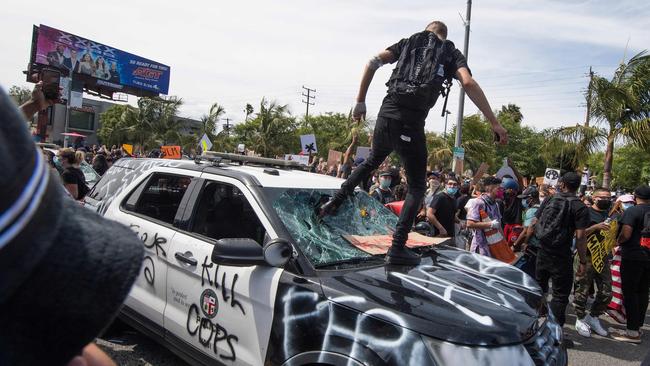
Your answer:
[143,256,155,285]
[201,256,245,315]
[186,303,238,361]
[130,224,168,286]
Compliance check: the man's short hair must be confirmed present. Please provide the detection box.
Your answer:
[592,187,610,195]
[481,176,502,187]
[426,21,448,40]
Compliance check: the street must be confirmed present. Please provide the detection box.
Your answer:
[97,308,650,366]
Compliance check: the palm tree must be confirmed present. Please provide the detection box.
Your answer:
[244,103,254,121]
[547,51,650,188]
[253,98,291,157]
[200,102,226,139]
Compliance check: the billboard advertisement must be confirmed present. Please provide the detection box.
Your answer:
[33,24,170,94]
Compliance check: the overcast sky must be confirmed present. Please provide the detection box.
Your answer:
[2,0,648,134]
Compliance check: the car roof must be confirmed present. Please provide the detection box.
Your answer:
[116,158,343,189]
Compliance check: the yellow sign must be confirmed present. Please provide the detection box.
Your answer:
[122,144,133,156]
[587,219,618,273]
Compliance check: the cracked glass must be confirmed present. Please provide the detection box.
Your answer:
[264,188,398,267]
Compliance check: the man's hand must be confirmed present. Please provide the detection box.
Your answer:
[596,221,611,231]
[576,262,587,277]
[492,123,508,145]
[437,227,448,237]
[32,81,58,110]
[352,102,366,121]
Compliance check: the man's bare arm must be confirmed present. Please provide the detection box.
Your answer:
[617,224,633,245]
[455,67,508,144]
[353,50,397,120]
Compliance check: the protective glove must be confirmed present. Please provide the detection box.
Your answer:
[352,102,366,120]
[490,219,500,229]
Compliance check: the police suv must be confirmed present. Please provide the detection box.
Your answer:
[85,152,566,366]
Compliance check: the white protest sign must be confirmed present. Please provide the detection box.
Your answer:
[300,134,318,154]
[543,168,561,186]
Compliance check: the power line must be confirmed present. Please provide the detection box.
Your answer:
[301,85,315,121]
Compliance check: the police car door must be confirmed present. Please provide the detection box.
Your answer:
[165,176,283,365]
[116,171,198,328]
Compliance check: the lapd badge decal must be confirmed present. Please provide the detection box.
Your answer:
[200,289,218,319]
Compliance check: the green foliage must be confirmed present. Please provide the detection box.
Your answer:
[97,104,134,147]
[611,145,650,190]
[297,112,371,158]
[8,85,31,106]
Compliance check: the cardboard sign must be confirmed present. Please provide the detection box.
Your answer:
[543,168,561,186]
[344,232,448,255]
[472,162,489,186]
[587,219,619,273]
[300,134,318,154]
[161,145,181,159]
[121,144,133,156]
[284,154,310,166]
[355,146,371,161]
[327,150,343,169]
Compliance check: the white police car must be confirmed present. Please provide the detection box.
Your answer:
[85,152,566,366]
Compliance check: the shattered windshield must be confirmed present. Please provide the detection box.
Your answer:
[264,188,398,267]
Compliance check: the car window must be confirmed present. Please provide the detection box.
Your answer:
[79,161,100,184]
[264,188,397,267]
[123,173,192,225]
[190,181,266,244]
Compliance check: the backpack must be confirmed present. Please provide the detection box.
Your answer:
[641,211,650,249]
[386,31,454,112]
[534,194,580,248]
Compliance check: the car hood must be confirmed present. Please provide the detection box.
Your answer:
[319,247,543,346]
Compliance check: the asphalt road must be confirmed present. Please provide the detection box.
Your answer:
[97,309,650,366]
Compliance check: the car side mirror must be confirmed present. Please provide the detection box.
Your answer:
[212,238,265,267]
[211,238,293,268]
[263,239,292,267]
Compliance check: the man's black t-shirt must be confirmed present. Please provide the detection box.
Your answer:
[429,192,456,237]
[535,192,590,257]
[586,206,609,256]
[379,32,470,122]
[502,196,523,225]
[61,166,88,199]
[456,194,470,220]
[619,203,650,261]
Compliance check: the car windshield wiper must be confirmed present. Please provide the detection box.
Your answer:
[315,255,384,269]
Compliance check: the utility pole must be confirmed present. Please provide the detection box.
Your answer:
[453,0,472,173]
[301,85,315,121]
[222,118,232,136]
[584,66,594,127]
[443,109,452,138]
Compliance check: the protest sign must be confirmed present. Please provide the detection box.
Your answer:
[300,134,318,154]
[161,145,181,159]
[327,150,343,169]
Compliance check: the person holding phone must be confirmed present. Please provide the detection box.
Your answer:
[319,20,508,265]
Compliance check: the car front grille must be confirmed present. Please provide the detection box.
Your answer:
[524,316,567,366]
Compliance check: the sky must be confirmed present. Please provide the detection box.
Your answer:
[2,0,649,135]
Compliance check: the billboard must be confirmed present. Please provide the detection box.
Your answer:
[32,24,170,95]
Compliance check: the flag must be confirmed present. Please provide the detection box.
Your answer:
[199,133,213,152]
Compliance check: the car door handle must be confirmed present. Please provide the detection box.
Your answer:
[175,252,198,266]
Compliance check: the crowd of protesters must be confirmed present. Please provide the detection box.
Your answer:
[309,147,649,347]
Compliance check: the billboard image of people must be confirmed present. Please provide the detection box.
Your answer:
[33,24,170,94]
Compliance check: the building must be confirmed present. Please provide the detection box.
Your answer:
[35,97,201,147]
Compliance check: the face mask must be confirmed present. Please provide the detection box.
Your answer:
[380,179,391,189]
[596,199,612,210]
[495,188,505,200]
[622,202,634,211]
[522,199,529,209]
[446,187,458,195]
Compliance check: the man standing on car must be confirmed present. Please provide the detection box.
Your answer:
[319,20,508,265]
[534,172,590,346]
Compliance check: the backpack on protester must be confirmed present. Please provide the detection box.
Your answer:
[641,211,650,249]
[386,31,455,113]
[534,194,580,248]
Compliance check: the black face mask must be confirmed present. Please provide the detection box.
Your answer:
[596,199,611,210]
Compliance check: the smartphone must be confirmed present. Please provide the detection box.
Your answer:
[39,68,61,101]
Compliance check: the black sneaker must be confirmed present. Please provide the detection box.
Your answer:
[386,245,421,265]
[318,197,342,218]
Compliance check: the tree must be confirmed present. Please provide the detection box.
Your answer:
[97,104,134,147]
[232,98,299,157]
[547,51,650,188]
[244,103,254,121]
[8,85,32,106]
[296,112,371,158]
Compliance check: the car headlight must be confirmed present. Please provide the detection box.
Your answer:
[422,336,535,366]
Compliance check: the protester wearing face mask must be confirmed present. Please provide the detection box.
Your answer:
[606,193,636,324]
[573,188,614,338]
[511,187,542,278]
[466,176,516,263]
[426,178,459,238]
[370,171,395,204]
